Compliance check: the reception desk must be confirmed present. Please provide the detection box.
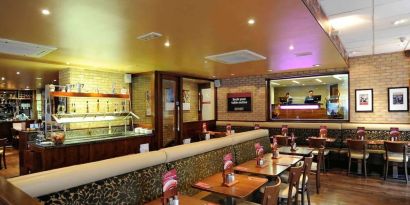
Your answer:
[275,104,327,119]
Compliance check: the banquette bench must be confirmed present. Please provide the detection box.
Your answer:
[6,129,271,205]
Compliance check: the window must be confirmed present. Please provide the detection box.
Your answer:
[269,73,349,121]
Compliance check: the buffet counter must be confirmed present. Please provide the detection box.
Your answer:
[22,132,152,175]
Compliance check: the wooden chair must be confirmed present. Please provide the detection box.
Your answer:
[310,148,323,194]
[275,136,289,146]
[238,178,281,205]
[308,137,328,172]
[0,138,7,169]
[278,164,303,205]
[347,140,369,177]
[384,141,408,183]
[281,157,313,205]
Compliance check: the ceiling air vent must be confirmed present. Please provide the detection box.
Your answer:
[0,38,57,58]
[294,52,312,57]
[137,32,162,41]
[205,50,266,64]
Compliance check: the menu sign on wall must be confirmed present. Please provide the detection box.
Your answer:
[227,92,252,112]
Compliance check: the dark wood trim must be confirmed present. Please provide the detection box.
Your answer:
[154,71,161,150]
[266,79,271,121]
[387,86,409,112]
[215,83,218,121]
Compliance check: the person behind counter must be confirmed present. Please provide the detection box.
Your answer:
[304,90,315,104]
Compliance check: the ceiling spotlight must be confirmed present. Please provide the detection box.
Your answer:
[289,45,294,50]
[393,19,408,26]
[313,64,320,67]
[16,71,20,75]
[41,9,50,16]
[248,18,255,25]
[1,77,4,81]
[164,41,171,47]
[230,73,235,76]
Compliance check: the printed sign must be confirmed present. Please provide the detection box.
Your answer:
[227,92,252,112]
[162,169,178,193]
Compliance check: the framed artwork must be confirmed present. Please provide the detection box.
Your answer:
[145,90,152,116]
[388,87,409,112]
[182,90,190,110]
[355,89,373,112]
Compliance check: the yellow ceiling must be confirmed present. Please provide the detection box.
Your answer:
[0,0,347,89]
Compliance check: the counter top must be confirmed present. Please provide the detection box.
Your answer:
[28,132,153,149]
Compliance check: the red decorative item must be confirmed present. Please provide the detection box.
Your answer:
[254,124,260,130]
[162,169,178,205]
[222,153,238,186]
[281,125,288,136]
[202,122,207,133]
[226,124,232,135]
[389,127,400,141]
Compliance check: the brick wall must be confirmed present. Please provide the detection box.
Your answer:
[349,52,410,123]
[59,68,130,129]
[131,74,154,128]
[217,52,410,123]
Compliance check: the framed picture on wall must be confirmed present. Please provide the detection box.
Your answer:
[388,87,409,112]
[355,89,373,112]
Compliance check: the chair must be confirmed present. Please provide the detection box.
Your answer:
[310,148,323,194]
[347,140,369,177]
[0,138,7,169]
[238,178,281,205]
[308,137,328,172]
[278,164,303,205]
[275,136,288,146]
[384,141,408,183]
[281,157,313,205]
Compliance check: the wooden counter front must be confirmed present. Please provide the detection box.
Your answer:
[22,134,152,174]
[277,104,327,119]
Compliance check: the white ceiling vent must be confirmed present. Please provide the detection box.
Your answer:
[0,38,57,58]
[294,52,312,57]
[205,50,266,64]
[137,32,162,41]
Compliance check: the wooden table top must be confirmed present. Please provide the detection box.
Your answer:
[234,154,302,177]
[278,146,314,156]
[306,137,336,143]
[192,173,268,199]
[145,195,215,205]
[344,139,410,146]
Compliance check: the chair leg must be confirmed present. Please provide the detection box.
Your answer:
[301,190,304,205]
[364,159,367,178]
[347,157,351,176]
[306,185,311,205]
[322,156,326,173]
[404,161,408,184]
[3,153,6,169]
[384,161,388,181]
[316,172,320,194]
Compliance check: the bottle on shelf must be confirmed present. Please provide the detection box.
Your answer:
[86,101,89,113]
[97,99,100,112]
[72,102,76,113]
[106,100,109,113]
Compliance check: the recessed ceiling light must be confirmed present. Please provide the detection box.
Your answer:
[289,45,294,50]
[248,18,255,25]
[1,77,4,80]
[393,19,408,26]
[231,73,235,76]
[16,71,20,75]
[41,9,50,16]
[164,41,171,47]
[313,64,320,67]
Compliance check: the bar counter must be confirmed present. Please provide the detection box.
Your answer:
[21,131,152,175]
[278,104,327,119]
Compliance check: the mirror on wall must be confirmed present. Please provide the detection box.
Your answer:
[269,73,349,121]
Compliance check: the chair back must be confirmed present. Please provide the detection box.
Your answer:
[347,140,367,152]
[281,125,289,136]
[356,127,366,140]
[308,137,326,149]
[262,177,281,205]
[384,141,408,161]
[287,164,303,204]
[275,136,288,146]
[301,156,313,187]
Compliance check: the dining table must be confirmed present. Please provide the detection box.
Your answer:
[192,173,268,205]
[145,195,215,205]
[278,146,314,156]
[234,154,302,177]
